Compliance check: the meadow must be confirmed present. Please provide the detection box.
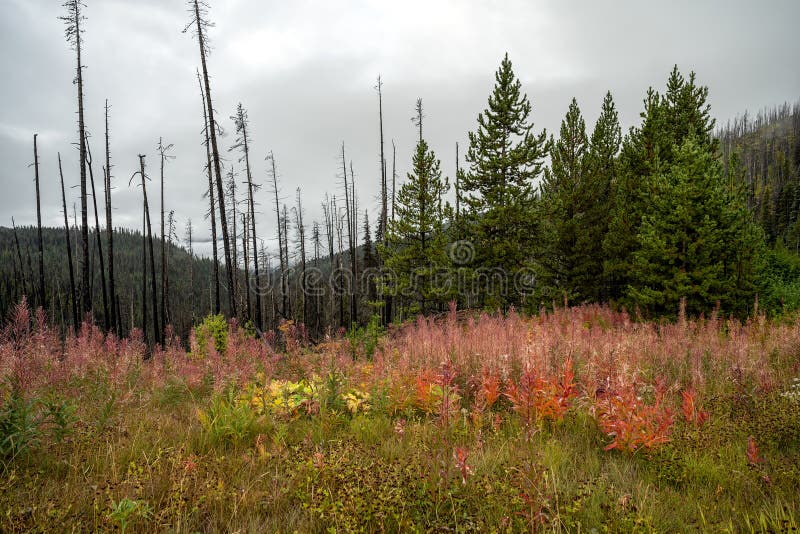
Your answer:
[1,298,799,532]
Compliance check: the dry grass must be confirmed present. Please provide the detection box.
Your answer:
[1,299,799,532]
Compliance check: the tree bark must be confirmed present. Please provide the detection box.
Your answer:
[192,0,235,316]
[58,153,79,327]
[33,134,46,309]
[104,99,117,334]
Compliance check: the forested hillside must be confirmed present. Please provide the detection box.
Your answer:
[0,226,216,339]
[3,99,800,340]
[720,103,800,247]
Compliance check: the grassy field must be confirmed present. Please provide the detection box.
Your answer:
[1,299,799,532]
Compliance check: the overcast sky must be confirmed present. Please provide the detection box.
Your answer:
[1,0,798,258]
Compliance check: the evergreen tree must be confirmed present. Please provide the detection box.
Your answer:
[627,135,764,316]
[361,209,378,308]
[381,103,450,315]
[604,66,717,302]
[578,91,622,302]
[537,97,588,302]
[460,53,547,309]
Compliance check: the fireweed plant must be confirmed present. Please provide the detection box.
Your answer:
[0,298,799,531]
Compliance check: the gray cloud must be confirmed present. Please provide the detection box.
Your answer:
[1,0,798,259]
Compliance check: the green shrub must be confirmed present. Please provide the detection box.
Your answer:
[197,384,258,447]
[0,386,42,460]
[106,498,152,533]
[194,314,228,357]
[41,395,78,443]
[346,315,384,360]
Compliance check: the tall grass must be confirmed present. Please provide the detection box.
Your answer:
[1,298,798,531]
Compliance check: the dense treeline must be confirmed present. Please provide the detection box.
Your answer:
[3,0,799,346]
[0,226,215,340]
[719,103,800,247]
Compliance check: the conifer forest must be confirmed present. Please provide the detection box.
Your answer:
[1,1,799,531]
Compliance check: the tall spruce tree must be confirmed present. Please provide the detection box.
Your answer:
[579,91,621,302]
[381,100,450,315]
[627,135,764,316]
[604,67,717,303]
[537,97,589,303]
[604,66,761,316]
[460,54,547,310]
[361,209,378,307]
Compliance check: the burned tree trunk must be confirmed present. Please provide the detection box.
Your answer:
[294,189,307,328]
[33,134,46,309]
[141,203,147,343]
[282,204,291,320]
[61,0,91,317]
[11,217,29,301]
[185,218,195,324]
[376,76,387,242]
[312,220,322,338]
[197,71,220,314]
[158,138,174,340]
[231,103,263,330]
[188,0,235,317]
[349,161,359,325]
[87,142,109,330]
[241,211,251,321]
[134,155,160,346]
[104,100,117,334]
[341,144,356,326]
[392,140,397,222]
[226,168,239,314]
[268,152,288,319]
[165,210,176,329]
[59,153,79,326]
[322,196,335,328]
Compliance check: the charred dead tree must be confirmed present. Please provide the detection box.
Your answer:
[186,0,236,317]
[226,167,239,313]
[61,0,91,318]
[349,161,359,325]
[455,142,460,235]
[230,103,263,330]
[165,210,176,328]
[103,99,117,334]
[141,203,147,343]
[58,153,79,327]
[241,211,251,321]
[281,204,291,320]
[32,134,46,309]
[132,155,160,346]
[158,138,174,339]
[87,142,109,330]
[341,144,357,326]
[293,188,308,328]
[376,76,388,242]
[268,152,288,319]
[334,197,346,328]
[392,139,397,223]
[322,196,336,328]
[259,243,273,329]
[197,70,220,314]
[11,218,29,301]
[311,220,322,338]
[185,218,195,324]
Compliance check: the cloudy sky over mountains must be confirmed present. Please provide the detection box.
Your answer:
[1,0,797,257]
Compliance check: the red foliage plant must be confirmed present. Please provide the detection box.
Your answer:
[595,380,675,453]
[504,359,576,428]
[681,389,709,427]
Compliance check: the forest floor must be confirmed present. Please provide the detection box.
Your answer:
[1,301,799,532]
